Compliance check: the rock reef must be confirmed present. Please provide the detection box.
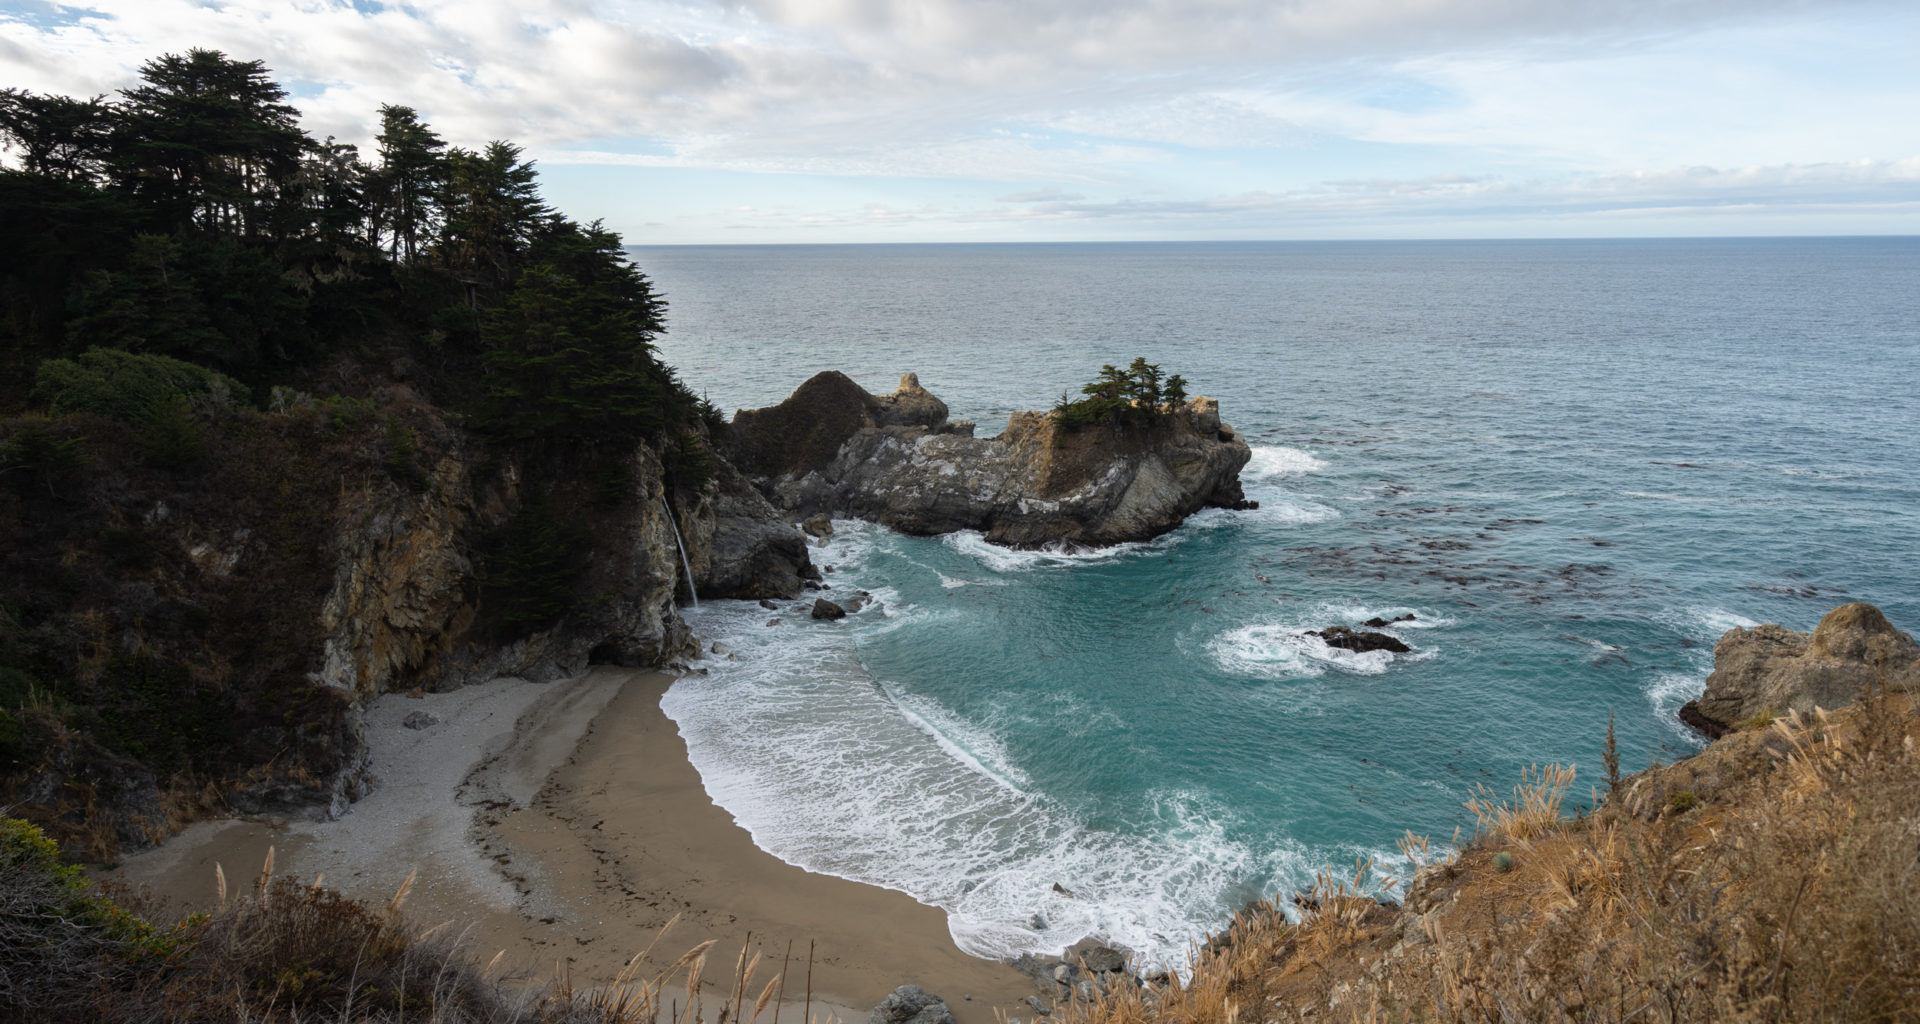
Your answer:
[1681,602,1919,738]
[729,372,1253,548]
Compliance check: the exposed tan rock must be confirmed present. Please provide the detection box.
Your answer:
[1681,602,1920,737]
[873,372,949,429]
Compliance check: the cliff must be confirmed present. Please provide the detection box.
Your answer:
[0,390,811,856]
[730,372,1253,548]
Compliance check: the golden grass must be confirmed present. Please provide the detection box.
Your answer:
[1461,762,1575,845]
[1065,692,1920,1024]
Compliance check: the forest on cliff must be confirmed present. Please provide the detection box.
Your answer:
[0,49,724,857]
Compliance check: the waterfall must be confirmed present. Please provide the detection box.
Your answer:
[661,496,698,607]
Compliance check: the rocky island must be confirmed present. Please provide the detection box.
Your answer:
[729,371,1255,548]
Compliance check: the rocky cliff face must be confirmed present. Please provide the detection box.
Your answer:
[676,455,819,601]
[731,372,1252,548]
[1680,602,1919,738]
[258,432,812,819]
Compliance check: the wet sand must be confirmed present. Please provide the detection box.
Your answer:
[112,668,1036,1024]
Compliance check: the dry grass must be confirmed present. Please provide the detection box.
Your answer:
[1,836,838,1024]
[1461,762,1576,845]
[1065,692,1920,1024]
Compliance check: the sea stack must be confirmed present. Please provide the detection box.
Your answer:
[727,371,1255,548]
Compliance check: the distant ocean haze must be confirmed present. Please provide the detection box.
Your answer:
[637,237,1920,966]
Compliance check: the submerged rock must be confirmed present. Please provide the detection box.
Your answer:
[1311,626,1412,654]
[1362,613,1417,628]
[728,371,1253,548]
[869,986,956,1024]
[1682,602,1920,738]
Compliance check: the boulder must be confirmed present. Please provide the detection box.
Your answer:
[802,512,834,540]
[1064,938,1130,974]
[732,374,1252,548]
[401,711,440,730]
[811,598,847,621]
[1310,626,1411,654]
[869,986,956,1024]
[1681,603,1920,737]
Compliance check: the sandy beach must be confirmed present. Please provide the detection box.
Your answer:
[111,667,1037,1024]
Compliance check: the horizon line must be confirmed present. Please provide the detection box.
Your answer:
[624,233,1920,248]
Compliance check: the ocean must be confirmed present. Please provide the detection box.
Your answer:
[632,238,1920,969]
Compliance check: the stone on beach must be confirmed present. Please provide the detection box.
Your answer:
[869,985,958,1024]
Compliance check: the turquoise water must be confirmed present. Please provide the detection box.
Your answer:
[637,238,1920,967]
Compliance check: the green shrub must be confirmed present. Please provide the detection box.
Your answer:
[136,392,205,468]
[30,347,249,422]
[82,654,232,775]
[381,416,425,491]
[317,394,376,435]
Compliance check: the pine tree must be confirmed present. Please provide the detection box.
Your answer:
[111,49,312,238]
[437,141,546,293]
[475,218,676,443]
[0,89,114,182]
[368,105,444,262]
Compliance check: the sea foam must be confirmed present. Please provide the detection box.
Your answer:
[671,559,1291,969]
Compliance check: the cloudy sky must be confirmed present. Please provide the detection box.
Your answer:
[3,0,1917,243]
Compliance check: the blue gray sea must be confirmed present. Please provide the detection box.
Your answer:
[632,238,1920,968]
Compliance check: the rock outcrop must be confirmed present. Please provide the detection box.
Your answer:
[730,372,1253,548]
[1681,602,1920,738]
[868,986,957,1024]
[679,454,818,600]
[1311,626,1412,654]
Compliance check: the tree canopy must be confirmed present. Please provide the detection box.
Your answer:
[0,47,700,446]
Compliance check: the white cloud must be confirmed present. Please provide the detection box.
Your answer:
[1,0,1914,239]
